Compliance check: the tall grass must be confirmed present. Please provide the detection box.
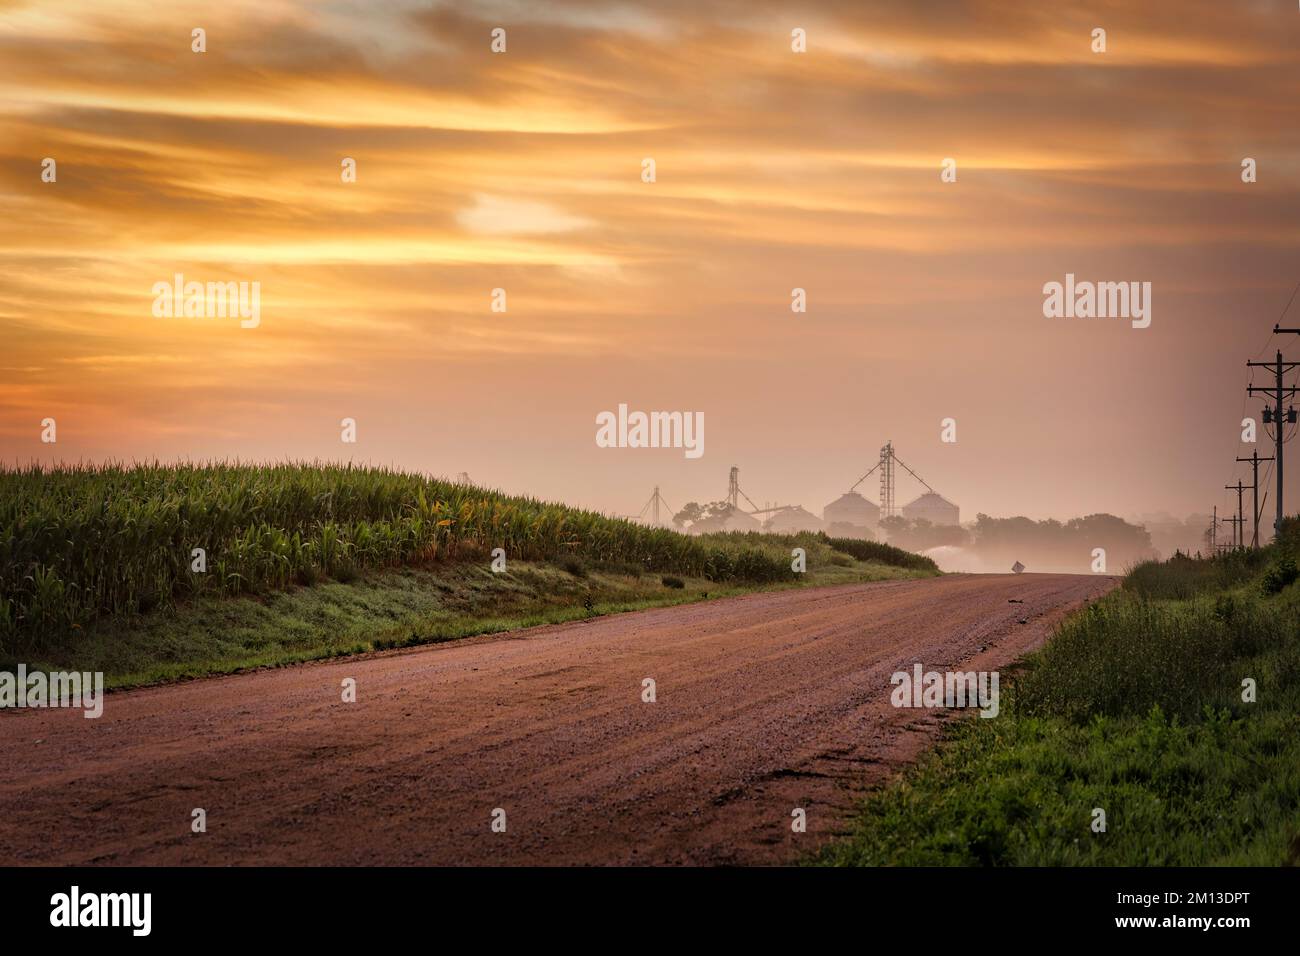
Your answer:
[1123,548,1272,600]
[824,535,940,572]
[820,535,1300,866]
[0,461,797,651]
[1014,589,1289,722]
[1022,538,1297,721]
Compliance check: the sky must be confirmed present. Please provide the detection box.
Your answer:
[2,0,1300,528]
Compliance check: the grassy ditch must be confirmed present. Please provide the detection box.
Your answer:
[820,535,1300,866]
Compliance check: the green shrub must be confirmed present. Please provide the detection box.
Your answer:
[1125,548,1269,600]
[1261,556,1298,595]
[1014,590,1286,723]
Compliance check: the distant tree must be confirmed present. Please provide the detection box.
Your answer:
[880,516,968,551]
[879,515,907,539]
[1065,513,1153,557]
[826,521,875,541]
[672,502,703,529]
[673,500,746,533]
[971,512,1154,571]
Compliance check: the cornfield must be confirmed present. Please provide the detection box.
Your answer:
[0,461,794,651]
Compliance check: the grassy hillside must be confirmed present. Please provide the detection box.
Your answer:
[820,530,1300,866]
[0,462,938,685]
[0,462,803,650]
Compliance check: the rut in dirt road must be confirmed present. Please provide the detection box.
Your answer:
[0,573,1116,865]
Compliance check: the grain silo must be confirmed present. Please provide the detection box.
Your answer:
[719,506,763,532]
[764,506,825,534]
[901,492,960,526]
[823,492,880,538]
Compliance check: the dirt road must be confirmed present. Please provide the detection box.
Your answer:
[0,573,1115,865]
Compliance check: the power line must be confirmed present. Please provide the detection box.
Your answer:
[1246,347,1299,538]
[1223,286,1298,497]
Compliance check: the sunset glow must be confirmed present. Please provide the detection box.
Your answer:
[3,0,1299,527]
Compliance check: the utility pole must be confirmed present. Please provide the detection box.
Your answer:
[1247,347,1299,540]
[1236,450,1274,547]
[1225,481,1247,549]
[1210,508,1240,553]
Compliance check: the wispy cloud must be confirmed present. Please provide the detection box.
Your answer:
[1,0,1298,520]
